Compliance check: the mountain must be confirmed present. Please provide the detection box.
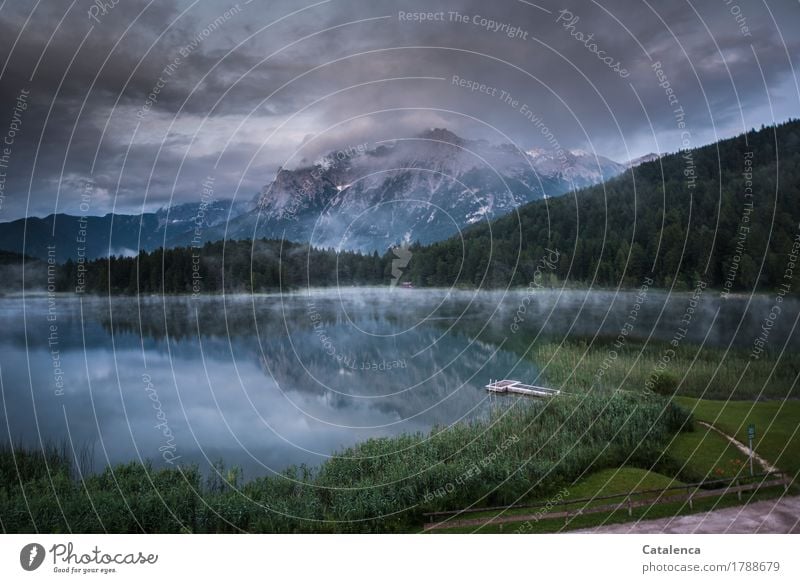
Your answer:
[211,129,625,251]
[154,198,251,232]
[627,153,661,167]
[525,147,624,184]
[0,199,249,262]
[401,120,800,290]
[11,121,799,295]
[0,129,624,261]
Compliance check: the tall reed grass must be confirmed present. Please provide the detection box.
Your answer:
[0,394,690,533]
[513,339,796,400]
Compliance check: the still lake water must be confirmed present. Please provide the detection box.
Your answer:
[0,288,796,477]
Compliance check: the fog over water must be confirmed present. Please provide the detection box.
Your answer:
[0,288,796,476]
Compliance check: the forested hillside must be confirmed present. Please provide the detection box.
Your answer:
[404,120,800,290]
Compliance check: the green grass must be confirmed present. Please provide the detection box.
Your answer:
[665,424,748,482]
[421,467,684,526]
[675,397,800,480]
[566,467,684,499]
[507,339,798,401]
[431,485,788,533]
[426,395,800,534]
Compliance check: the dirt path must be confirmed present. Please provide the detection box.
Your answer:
[697,421,780,474]
[576,495,800,533]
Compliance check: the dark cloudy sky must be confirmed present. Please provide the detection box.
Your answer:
[0,0,798,220]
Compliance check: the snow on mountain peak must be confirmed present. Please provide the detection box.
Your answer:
[569,148,592,157]
[626,152,661,167]
[526,148,548,158]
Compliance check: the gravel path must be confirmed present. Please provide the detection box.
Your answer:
[577,495,800,533]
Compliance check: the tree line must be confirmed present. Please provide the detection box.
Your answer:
[51,239,392,294]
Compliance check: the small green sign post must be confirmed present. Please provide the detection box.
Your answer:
[747,424,756,476]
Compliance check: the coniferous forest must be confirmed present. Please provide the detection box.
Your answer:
[404,119,800,290]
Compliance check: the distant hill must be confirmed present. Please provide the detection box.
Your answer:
[0,200,250,262]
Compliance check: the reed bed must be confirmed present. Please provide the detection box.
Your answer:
[0,394,690,533]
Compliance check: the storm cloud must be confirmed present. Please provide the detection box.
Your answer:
[0,0,798,220]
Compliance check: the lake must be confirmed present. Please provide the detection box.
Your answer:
[0,287,795,477]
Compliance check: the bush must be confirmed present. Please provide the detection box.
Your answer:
[651,372,679,396]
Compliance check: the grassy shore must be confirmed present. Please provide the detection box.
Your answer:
[0,393,689,533]
[428,396,798,533]
[3,333,796,534]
